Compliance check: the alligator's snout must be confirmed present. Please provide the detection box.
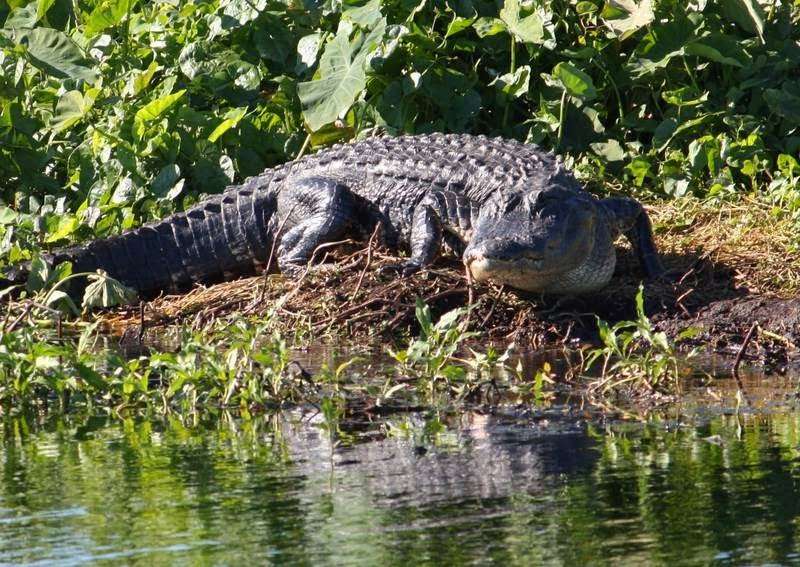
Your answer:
[464,239,543,264]
[463,239,549,291]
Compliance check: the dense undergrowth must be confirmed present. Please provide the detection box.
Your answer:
[0,285,685,415]
[0,0,799,262]
[1,0,799,413]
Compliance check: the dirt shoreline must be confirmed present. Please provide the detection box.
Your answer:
[97,200,797,368]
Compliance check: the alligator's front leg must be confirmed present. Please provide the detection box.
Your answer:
[395,190,476,276]
[600,197,665,278]
[276,177,360,275]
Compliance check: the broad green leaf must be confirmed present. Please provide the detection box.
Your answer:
[298,22,385,131]
[37,0,56,21]
[129,61,159,96]
[625,156,652,186]
[5,2,38,28]
[601,0,654,40]
[84,0,135,37]
[45,289,79,314]
[685,36,749,67]
[472,17,506,37]
[50,89,96,132]
[552,62,597,100]
[208,107,247,142]
[26,256,49,293]
[777,154,799,176]
[500,0,544,45]
[218,0,267,28]
[654,112,724,151]
[133,89,186,139]
[0,207,17,224]
[82,270,137,309]
[445,14,476,38]
[719,0,765,43]
[490,65,530,98]
[342,0,383,29]
[627,21,692,76]
[151,164,180,197]
[590,139,625,161]
[75,362,106,389]
[45,215,79,242]
[296,32,322,73]
[16,27,98,82]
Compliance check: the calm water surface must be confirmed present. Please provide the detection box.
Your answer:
[2,378,800,565]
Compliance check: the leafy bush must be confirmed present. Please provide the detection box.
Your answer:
[1,0,799,264]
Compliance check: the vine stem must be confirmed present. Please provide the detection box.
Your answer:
[557,89,567,149]
[501,35,517,131]
[295,133,312,160]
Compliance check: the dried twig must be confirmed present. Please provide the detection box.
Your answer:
[733,320,759,380]
[348,224,381,304]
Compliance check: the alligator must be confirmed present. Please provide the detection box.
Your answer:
[2,133,664,298]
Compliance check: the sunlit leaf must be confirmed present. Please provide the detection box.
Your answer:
[552,62,597,100]
[298,21,386,131]
[472,17,506,37]
[15,27,98,82]
[84,0,136,37]
[490,65,530,98]
[445,14,476,38]
[590,139,625,161]
[500,0,544,45]
[151,164,181,197]
[601,0,654,40]
[82,270,137,309]
[26,256,49,293]
[45,215,79,242]
[50,89,97,132]
[133,89,186,139]
[208,107,247,142]
[36,0,56,20]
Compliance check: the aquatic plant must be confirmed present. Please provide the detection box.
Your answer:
[583,285,696,395]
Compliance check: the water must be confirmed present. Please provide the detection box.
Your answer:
[2,380,800,565]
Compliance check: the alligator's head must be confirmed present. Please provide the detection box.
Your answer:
[463,188,599,293]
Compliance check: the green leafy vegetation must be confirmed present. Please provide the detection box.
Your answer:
[0,0,797,413]
[0,277,686,413]
[1,0,799,265]
[583,284,697,397]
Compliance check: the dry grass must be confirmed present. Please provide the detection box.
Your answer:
[649,197,799,296]
[99,198,799,342]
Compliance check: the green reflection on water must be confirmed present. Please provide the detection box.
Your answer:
[2,411,800,565]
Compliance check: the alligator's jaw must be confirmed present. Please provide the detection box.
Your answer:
[466,257,555,293]
[466,250,616,295]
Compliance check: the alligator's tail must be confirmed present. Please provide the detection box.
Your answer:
[4,177,279,299]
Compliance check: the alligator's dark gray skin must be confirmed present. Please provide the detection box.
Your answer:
[3,133,664,297]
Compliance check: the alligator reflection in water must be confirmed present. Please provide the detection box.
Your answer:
[2,403,800,565]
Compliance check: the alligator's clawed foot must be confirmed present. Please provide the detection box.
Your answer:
[278,263,306,280]
[378,261,423,278]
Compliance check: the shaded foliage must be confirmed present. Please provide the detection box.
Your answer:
[0,0,798,264]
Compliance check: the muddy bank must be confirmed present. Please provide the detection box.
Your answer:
[99,201,798,367]
[102,247,797,368]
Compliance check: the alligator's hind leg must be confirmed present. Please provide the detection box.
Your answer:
[600,197,665,278]
[276,177,360,275]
